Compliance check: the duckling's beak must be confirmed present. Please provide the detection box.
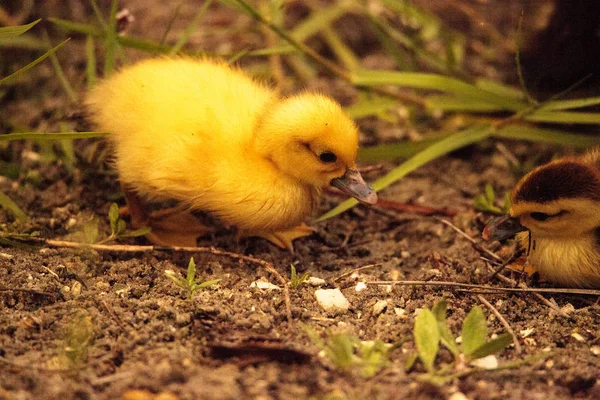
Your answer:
[482,214,526,241]
[331,169,378,205]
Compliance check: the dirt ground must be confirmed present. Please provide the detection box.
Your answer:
[1,1,600,399]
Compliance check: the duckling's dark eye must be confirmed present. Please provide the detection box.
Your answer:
[530,212,551,221]
[319,151,337,163]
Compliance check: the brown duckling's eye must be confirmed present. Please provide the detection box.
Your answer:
[530,212,552,221]
[319,151,337,163]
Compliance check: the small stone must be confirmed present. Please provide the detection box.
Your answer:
[520,328,534,338]
[448,392,469,400]
[373,300,388,315]
[250,279,281,291]
[394,308,406,317]
[355,282,367,292]
[590,345,600,356]
[561,303,575,315]
[571,332,586,342]
[315,288,350,312]
[470,355,498,370]
[305,277,326,286]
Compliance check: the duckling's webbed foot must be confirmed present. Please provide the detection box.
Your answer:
[245,223,316,252]
[123,188,212,247]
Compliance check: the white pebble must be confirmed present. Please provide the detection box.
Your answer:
[470,355,498,370]
[355,282,367,292]
[315,288,350,312]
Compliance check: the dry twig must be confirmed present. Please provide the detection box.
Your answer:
[476,294,522,355]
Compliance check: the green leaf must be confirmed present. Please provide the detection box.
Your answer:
[0,131,109,141]
[319,123,494,221]
[475,78,524,100]
[108,203,119,234]
[351,69,526,111]
[103,0,119,76]
[525,110,600,125]
[0,192,28,221]
[495,125,600,147]
[425,95,503,112]
[484,183,495,204]
[186,257,196,284]
[414,309,440,373]
[461,306,487,356]
[540,96,600,111]
[0,20,41,38]
[469,333,512,361]
[86,35,97,88]
[404,352,419,371]
[196,279,221,289]
[123,227,152,237]
[116,219,126,235]
[0,38,70,86]
[431,300,459,357]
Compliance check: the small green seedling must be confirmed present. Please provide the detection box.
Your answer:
[60,311,95,369]
[164,257,221,300]
[101,202,151,243]
[412,299,512,377]
[305,327,393,378]
[289,264,310,288]
[474,183,511,214]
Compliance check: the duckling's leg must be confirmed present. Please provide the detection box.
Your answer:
[246,223,316,252]
[122,188,212,247]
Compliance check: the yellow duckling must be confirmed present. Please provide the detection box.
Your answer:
[85,57,377,250]
[483,149,600,287]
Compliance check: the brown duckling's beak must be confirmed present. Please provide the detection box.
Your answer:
[482,214,527,241]
[331,169,378,205]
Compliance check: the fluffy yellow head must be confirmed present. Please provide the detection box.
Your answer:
[255,93,360,187]
[510,155,600,238]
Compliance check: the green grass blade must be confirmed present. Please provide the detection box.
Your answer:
[160,1,184,45]
[0,192,28,221]
[0,34,46,50]
[49,18,192,55]
[357,134,451,163]
[103,0,119,76]
[524,111,600,125]
[0,19,40,38]
[495,125,600,147]
[318,124,494,221]
[169,0,213,55]
[344,96,398,119]
[86,35,97,88]
[43,32,78,102]
[0,38,70,86]
[426,95,505,112]
[540,97,600,111]
[475,79,524,100]
[0,132,109,141]
[352,69,526,110]
[322,26,359,72]
[291,5,347,42]
[89,0,107,28]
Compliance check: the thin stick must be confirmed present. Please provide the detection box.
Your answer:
[33,239,293,324]
[437,218,502,262]
[0,355,70,373]
[333,263,383,283]
[377,199,457,217]
[0,287,58,298]
[476,294,522,355]
[484,262,570,318]
[366,280,600,296]
[99,299,128,331]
